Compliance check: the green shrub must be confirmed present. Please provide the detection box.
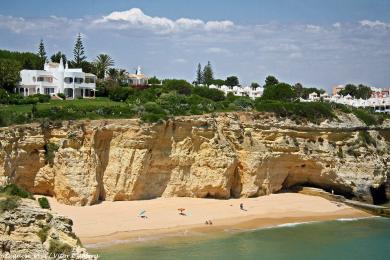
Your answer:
[0,184,33,199]
[37,225,50,243]
[48,240,72,256]
[57,93,66,100]
[353,109,378,126]
[109,87,134,102]
[192,87,225,102]
[255,100,334,124]
[44,143,59,166]
[261,83,295,101]
[358,131,376,147]
[337,147,344,158]
[163,79,193,95]
[38,197,51,209]
[141,102,167,122]
[0,197,19,213]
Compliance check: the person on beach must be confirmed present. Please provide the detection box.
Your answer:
[240,203,244,210]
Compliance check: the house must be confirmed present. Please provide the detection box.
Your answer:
[17,58,96,99]
[123,66,148,86]
[209,84,264,99]
[332,85,345,95]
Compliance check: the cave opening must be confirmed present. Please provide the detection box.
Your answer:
[370,184,388,205]
[284,182,354,200]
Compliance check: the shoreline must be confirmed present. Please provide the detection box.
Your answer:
[44,193,371,248]
[85,211,373,249]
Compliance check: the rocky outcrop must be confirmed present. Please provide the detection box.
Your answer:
[0,112,389,205]
[0,198,95,259]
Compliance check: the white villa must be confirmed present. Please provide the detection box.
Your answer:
[209,84,264,99]
[303,89,390,114]
[17,58,97,99]
[123,66,148,86]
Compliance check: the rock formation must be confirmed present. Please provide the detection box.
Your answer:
[0,112,389,206]
[0,198,95,259]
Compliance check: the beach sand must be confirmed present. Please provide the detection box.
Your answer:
[45,193,371,246]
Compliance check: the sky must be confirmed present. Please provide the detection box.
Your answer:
[1,0,390,91]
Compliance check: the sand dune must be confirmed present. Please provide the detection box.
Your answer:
[45,193,370,246]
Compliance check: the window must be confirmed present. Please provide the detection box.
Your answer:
[37,76,53,82]
[74,78,84,84]
[32,76,36,82]
[85,77,95,84]
[64,77,73,84]
[44,88,54,95]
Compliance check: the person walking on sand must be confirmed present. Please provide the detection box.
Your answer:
[240,203,244,210]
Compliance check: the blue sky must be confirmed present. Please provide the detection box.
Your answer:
[1,0,390,90]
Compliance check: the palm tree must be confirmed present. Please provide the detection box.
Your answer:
[107,68,118,80]
[93,54,114,79]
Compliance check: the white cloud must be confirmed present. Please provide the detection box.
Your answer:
[94,8,235,33]
[173,58,187,64]
[333,22,341,28]
[205,21,234,31]
[289,52,303,59]
[359,20,390,29]
[205,47,230,54]
[305,24,321,32]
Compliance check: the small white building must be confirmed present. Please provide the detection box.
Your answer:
[17,58,96,99]
[209,84,264,99]
[124,66,148,86]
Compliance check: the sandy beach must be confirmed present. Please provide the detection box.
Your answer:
[45,193,371,246]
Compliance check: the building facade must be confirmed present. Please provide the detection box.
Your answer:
[209,84,264,99]
[17,58,96,99]
[123,66,148,86]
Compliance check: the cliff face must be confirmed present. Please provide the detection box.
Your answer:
[0,198,94,259]
[0,112,389,206]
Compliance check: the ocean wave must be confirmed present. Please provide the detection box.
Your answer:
[336,216,380,222]
[273,221,318,228]
[85,236,162,249]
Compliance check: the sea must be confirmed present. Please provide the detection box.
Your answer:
[89,217,390,260]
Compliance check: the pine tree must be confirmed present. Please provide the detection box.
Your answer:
[37,39,47,69]
[50,52,67,67]
[73,33,86,67]
[202,61,214,85]
[196,63,203,85]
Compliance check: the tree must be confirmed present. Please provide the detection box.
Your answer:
[148,76,161,85]
[261,83,294,101]
[107,68,118,80]
[0,50,41,70]
[264,75,279,88]
[251,82,260,89]
[93,54,114,79]
[50,52,67,67]
[37,39,47,69]
[293,83,304,98]
[225,76,239,87]
[211,79,225,86]
[163,79,192,95]
[202,61,214,85]
[73,33,87,67]
[339,84,358,97]
[196,63,203,85]
[301,87,325,99]
[356,84,372,99]
[0,59,22,92]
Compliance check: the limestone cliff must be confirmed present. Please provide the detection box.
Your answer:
[0,198,94,259]
[0,112,389,206]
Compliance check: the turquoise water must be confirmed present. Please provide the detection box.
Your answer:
[90,217,390,260]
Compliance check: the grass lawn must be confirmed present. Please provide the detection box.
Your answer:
[0,97,127,113]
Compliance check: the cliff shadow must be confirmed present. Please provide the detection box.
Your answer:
[93,130,113,202]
